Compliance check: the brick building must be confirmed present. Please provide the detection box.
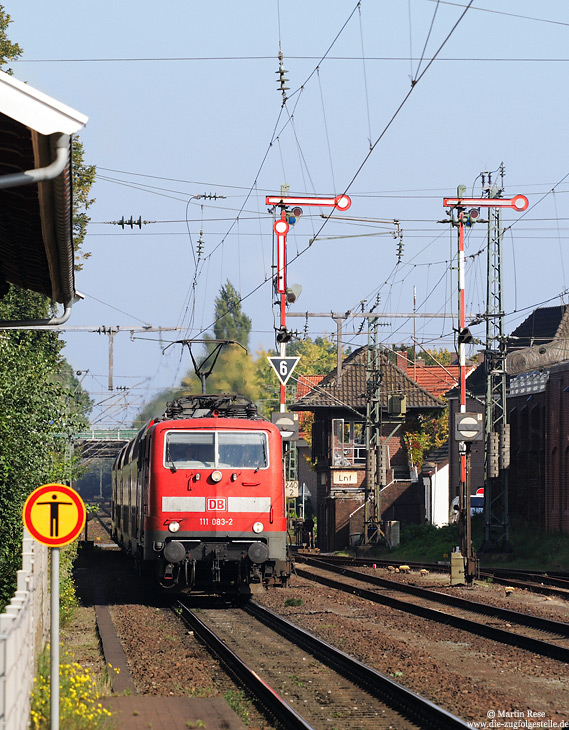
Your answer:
[290,346,444,551]
[446,304,569,534]
[505,305,569,533]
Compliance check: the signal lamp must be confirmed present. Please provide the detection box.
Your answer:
[276,326,293,344]
[285,283,302,304]
[458,327,474,345]
[168,521,180,533]
[211,470,223,483]
[253,521,264,534]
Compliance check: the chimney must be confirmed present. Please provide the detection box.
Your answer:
[396,349,408,372]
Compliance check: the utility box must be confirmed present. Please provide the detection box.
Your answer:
[388,394,406,417]
[450,550,465,585]
[385,520,400,548]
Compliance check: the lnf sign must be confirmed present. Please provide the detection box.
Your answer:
[332,471,358,485]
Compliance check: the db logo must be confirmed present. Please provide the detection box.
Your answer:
[207,498,226,511]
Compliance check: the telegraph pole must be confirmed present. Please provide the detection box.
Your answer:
[2,324,182,391]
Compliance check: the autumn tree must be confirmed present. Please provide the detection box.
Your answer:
[256,336,340,418]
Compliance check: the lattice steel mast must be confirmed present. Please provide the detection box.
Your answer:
[482,164,511,552]
[364,317,382,543]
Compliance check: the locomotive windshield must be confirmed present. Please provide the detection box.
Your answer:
[164,431,268,469]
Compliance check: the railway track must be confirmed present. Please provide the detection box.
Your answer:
[177,598,469,730]
[299,553,569,600]
[295,556,569,663]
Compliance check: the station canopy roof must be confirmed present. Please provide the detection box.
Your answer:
[0,70,88,306]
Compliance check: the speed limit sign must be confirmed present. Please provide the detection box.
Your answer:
[267,356,300,386]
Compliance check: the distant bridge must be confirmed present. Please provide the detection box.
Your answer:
[74,428,137,459]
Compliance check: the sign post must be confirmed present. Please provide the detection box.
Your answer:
[443,192,528,583]
[265,193,351,410]
[23,484,86,730]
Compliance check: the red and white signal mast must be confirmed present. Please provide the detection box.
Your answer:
[443,188,528,584]
[266,193,351,411]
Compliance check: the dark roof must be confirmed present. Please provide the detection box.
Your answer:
[505,305,569,376]
[290,346,445,413]
[448,305,569,396]
[0,113,74,302]
[0,71,87,308]
[507,305,568,350]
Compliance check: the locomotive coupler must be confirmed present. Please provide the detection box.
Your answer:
[184,558,196,588]
[212,550,221,583]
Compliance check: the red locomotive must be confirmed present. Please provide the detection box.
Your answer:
[111,394,291,594]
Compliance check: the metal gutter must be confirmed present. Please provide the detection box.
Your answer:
[0,133,77,328]
[0,132,70,191]
[0,70,88,328]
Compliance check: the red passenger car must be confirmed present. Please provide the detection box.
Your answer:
[112,395,290,594]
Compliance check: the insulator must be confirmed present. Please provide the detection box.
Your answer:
[499,423,510,470]
[276,61,289,94]
[378,444,388,486]
[488,431,500,478]
[396,239,404,263]
[117,215,142,229]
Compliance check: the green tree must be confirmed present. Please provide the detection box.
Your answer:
[196,346,259,400]
[0,8,95,608]
[133,281,257,424]
[133,386,186,427]
[72,137,95,270]
[421,348,453,367]
[0,5,22,74]
[191,280,257,398]
[0,313,92,608]
[211,280,252,346]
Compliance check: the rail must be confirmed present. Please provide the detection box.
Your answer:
[295,560,569,663]
[0,530,49,730]
[179,599,468,729]
[177,601,314,729]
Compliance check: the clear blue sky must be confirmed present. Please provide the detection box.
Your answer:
[7,1,569,426]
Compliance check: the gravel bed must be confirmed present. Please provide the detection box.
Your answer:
[73,516,274,728]
[254,574,569,724]
[351,564,569,622]
[75,520,569,726]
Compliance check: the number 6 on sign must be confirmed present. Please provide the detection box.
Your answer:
[267,356,300,386]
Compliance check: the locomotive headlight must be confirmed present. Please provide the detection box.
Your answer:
[211,470,223,483]
[168,521,180,533]
[253,521,264,534]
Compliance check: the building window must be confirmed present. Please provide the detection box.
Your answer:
[331,419,366,466]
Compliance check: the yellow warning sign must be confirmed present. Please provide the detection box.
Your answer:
[23,484,86,547]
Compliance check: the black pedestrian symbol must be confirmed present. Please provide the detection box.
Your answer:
[37,493,73,537]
